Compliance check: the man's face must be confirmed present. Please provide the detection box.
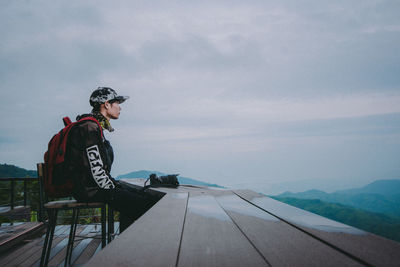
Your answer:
[105,101,121,120]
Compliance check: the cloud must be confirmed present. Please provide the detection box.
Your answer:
[1,0,399,190]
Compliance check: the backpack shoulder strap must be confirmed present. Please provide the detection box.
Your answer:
[77,116,104,138]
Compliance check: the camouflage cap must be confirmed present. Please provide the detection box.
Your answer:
[90,87,129,107]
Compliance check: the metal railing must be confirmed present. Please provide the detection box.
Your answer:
[0,177,39,221]
[0,177,116,227]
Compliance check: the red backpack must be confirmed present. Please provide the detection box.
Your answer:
[44,116,103,198]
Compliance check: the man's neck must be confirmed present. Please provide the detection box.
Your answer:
[99,109,111,121]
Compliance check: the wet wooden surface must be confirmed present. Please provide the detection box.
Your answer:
[177,192,268,267]
[0,221,45,254]
[86,191,188,267]
[87,182,400,267]
[215,192,362,267]
[0,223,119,266]
[234,189,400,267]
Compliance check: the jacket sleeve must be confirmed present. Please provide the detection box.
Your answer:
[81,121,116,189]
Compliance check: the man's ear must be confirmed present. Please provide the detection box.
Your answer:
[104,101,110,109]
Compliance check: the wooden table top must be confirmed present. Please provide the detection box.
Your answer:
[85,181,400,267]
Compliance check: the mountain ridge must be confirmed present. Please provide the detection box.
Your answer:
[275,179,400,217]
[271,196,400,243]
[335,179,400,196]
[0,163,37,178]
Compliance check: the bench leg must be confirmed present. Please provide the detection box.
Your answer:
[41,209,58,267]
[65,208,79,267]
[107,206,114,243]
[101,206,106,248]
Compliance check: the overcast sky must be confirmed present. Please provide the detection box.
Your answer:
[1,0,399,194]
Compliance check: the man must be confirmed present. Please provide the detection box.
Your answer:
[67,87,159,232]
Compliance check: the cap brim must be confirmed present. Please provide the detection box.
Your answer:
[115,96,129,103]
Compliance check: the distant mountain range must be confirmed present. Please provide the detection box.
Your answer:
[274,179,400,218]
[117,170,224,188]
[0,163,37,178]
[271,196,400,242]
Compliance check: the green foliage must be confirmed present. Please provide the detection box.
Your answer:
[0,180,40,210]
[271,196,400,243]
[276,179,400,217]
[31,211,37,222]
[0,215,10,224]
[0,163,40,212]
[0,163,37,178]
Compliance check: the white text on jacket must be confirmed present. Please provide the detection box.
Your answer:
[86,145,115,189]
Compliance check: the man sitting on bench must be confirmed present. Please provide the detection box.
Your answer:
[66,87,159,232]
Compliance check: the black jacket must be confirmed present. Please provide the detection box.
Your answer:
[66,114,118,202]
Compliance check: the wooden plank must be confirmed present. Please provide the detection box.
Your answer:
[93,241,102,256]
[86,192,189,267]
[73,238,102,265]
[0,226,61,266]
[54,225,70,236]
[82,221,120,263]
[215,192,362,267]
[66,236,94,266]
[23,226,75,267]
[0,222,27,240]
[58,225,96,267]
[235,189,400,267]
[0,225,67,266]
[21,225,73,267]
[45,226,88,267]
[177,193,269,267]
[0,221,38,244]
[0,222,44,246]
[11,225,72,267]
[0,223,114,267]
[31,225,86,267]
